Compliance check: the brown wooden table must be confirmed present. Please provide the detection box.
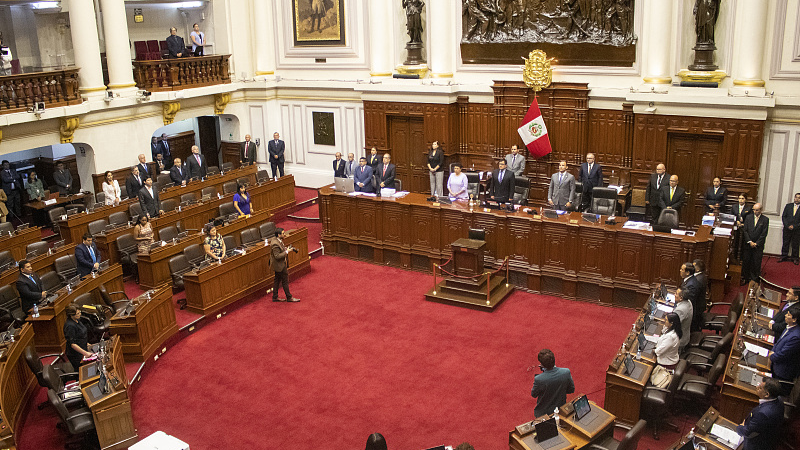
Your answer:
[0,242,76,288]
[183,227,310,315]
[56,200,134,244]
[0,226,42,261]
[320,189,725,308]
[158,164,257,204]
[0,323,37,447]
[667,407,742,450]
[109,285,178,362]
[26,192,87,211]
[509,399,615,450]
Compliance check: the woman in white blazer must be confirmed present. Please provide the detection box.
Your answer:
[102,171,121,206]
[654,312,682,370]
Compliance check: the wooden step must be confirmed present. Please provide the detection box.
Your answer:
[439,275,507,301]
[425,277,514,311]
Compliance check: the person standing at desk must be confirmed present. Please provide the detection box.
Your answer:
[531,348,575,418]
[53,161,74,196]
[367,147,380,173]
[654,313,681,370]
[353,157,373,193]
[447,164,468,200]
[770,303,800,392]
[0,189,7,223]
[376,154,396,191]
[344,153,357,178]
[771,286,799,338]
[102,171,121,206]
[679,262,704,332]
[646,163,669,224]
[578,153,603,212]
[63,305,94,371]
[548,160,575,211]
[704,177,728,213]
[505,145,526,176]
[742,203,768,285]
[735,378,784,450]
[427,141,444,197]
[270,227,299,303]
[170,158,189,187]
[137,154,152,181]
[1,160,22,218]
[268,132,286,178]
[240,134,257,166]
[203,226,225,262]
[16,260,46,317]
[488,160,515,204]
[125,166,144,199]
[233,184,251,217]
[138,176,163,219]
[190,23,204,56]
[75,233,100,278]
[158,134,172,170]
[779,193,800,264]
[673,288,693,352]
[186,145,207,180]
[332,152,346,178]
[133,215,154,253]
[658,175,685,219]
[26,170,45,202]
[732,193,752,226]
[150,136,161,162]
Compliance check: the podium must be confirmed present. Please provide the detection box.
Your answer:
[451,238,485,277]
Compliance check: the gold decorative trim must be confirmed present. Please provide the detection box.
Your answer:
[79,86,108,93]
[255,71,274,75]
[396,64,429,77]
[523,50,553,92]
[162,101,181,125]
[214,92,232,115]
[733,79,766,87]
[677,69,727,83]
[369,72,392,77]
[107,82,137,89]
[431,72,454,78]
[59,117,80,144]
[0,128,3,146]
[642,76,673,84]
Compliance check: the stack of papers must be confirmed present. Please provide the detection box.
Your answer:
[743,342,769,357]
[671,229,687,235]
[709,424,743,448]
[657,303,674,313]
[607,185,624,193]
[393,191,410,198]
[702,215,716,226]
[713,228,732,236]
[622,221,649,230]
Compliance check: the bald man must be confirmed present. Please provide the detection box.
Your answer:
[240,134,257,165]
[658,175,685,217]
[186,145,207,179]
[741,203,769,285]
[646,163,669,223]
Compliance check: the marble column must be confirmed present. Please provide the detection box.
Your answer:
[731,0,769,88]
[252,0,275,76]
[68,0,106,97]
[368,1,393,77]
[99,0,136,91]
[641,0,673,84]
[429,0,453,77]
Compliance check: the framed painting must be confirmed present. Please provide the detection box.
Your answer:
[312,112,336,146]
[292,0,346,47]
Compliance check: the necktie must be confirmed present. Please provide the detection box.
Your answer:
[28,274,36,286]
[794,204,798,215]
[179,168,182,176]
[88,245,95,262]
[589,164,593,173]
[657,175,662,189]
[714,187,718,195]
[499,170,504,183]
[670,188,674,201]
[382,165,387,177]
[196,155,200,164]
[559,173,563,184]
[137,176,141,185]
[360,167,363,174]
[512,155,516,164]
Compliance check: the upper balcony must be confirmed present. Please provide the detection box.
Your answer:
[132,55,231,92]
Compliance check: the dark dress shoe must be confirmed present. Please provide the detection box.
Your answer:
[272,298,286,302]
[287,297,300,302]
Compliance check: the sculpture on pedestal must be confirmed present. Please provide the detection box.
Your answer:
[689,0,721,71]
[402,0,426,66]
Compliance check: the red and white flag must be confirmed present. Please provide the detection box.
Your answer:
[517,98,552,158]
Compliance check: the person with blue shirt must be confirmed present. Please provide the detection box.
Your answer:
[531,348,575,417]
[233,184,251,217]
[770,303,800,394]
[353,157,373,192]
[75,233,101,278]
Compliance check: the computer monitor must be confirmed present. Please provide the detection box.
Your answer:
[534,417,559,443]
[582,213,599,223]
[648,297,657,314]
[623,354,635,376]
[660,283,667,299]
[642,313,651,331]
[334,177,355,193]
[637,332,647,352]
[572,395,591,421]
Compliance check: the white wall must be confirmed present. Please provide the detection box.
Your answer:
[124,1,215,60]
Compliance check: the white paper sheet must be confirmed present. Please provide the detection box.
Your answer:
[743,342,769,357]
[709,424,743,447]
[657,303,674,313]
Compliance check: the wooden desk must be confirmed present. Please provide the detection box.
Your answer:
[604,350,654,426]
[183,227,310,315]
[56,200,134,244]
[667,407,742,450]
[0,226,42,261]
[109,286,178,362]
[0,324,37,447]
[158,165,257,204]
[137,210,274,290]
[0,243,76,288]
[27,264,125,354]
[26,193,86,211]
[509,400,615,450]
[320,189,724,308]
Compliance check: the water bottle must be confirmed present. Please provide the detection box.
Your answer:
[32,304,39,318]
[554,408,560,428]
[636,348,641,360]
[67,284,72,293]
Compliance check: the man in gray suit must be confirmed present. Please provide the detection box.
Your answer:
[547,160,576,210]
[505,145,526,176]
[531,348,575,417]
[344,152,358,178]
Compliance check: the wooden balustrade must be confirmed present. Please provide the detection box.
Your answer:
[0,68,81,113]
[132,55,231,92]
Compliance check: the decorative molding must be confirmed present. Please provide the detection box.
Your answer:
[59,117,80,144]
[769,0,800,80]
[162,101,181,125]
[214,93,232,115]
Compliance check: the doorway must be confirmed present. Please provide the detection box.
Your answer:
[667,134,723,227]
[388,116,426,192]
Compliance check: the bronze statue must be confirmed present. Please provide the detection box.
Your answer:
[693,0,720,45]
[403,0,425,44]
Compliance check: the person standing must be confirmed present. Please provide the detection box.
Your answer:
[547,160,575,210]
[53,161,74,196]
[240,134,257,166]
[578,153,603,212]
[658,175,686,219]
[63,305,94,371]
[376,154,396,191]
[780,193,800,264]
[679,262,704,331]
[704,177,728,213]
[75,233,101,278]
[133,215,154,253]
[332,152,346,178]
[26,170,45,201]
[505,145,526,176]
[16,260,46,317]
[489,160,515,204]
[0,36,12,76]
[531,348,575,418]
[189,23,204,56]
[427,141,444,197]
[203,225,225,262]
[136,154,152,181]
[268,132,286,178]
[672,288,693,352]
[769,303,800,393]
[447,164,469,200]
[646,163,669,223]
[150,136,161,162]
[166,27,186,58]
[735,379,784,450]
[158,133,172,170]
[126,166,144,199]
[0,189,8,223]
[367,147,380,173]
[771,286,799,338]
[1,160,22,218]
[741,203,768,285]
[138,176,163,218]
[169,158,189,186]
[344,153,357,178]
[270,227,299,302]
[353,157,373,193]
[233,184,251,217]
[102,171,122,206]
[186,145,208,180]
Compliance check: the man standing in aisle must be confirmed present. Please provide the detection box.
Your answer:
[741,203,768,285]
[240,134,257,166]
[268,132,286,178]
[186,145,207,180]
[270,228,299,303]
[531,349,575,418]
[780,193,800,264]
[158,133,172,170]
[578,153,603,211]
[547,160,575,211]
[1,160,22,218]
[505,145,526,176]
[646,163,669,223]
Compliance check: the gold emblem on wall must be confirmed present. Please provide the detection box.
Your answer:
[522,50,554,93]
[162,101,181,125]
[214,93,231,115]
[59,117,80,144]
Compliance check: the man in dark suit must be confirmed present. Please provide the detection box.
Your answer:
[658,175,686,218]
[150,136,161,162]
[1,160,22,217]
[578,153,603,211]
[166,27,186,58]
[645,163,669,223]
[353,157,373,192]
[332,152,346,178]
[769,303,800,389]
[75,233,101,278]
[376,153,396,191]
[704,177,728,213]
[169,158,189,186]
[185,145,207,180]
[367,147,380,173]
[53,161,74,196]
[240,134,257,166]
[268,132,286,178]
[771,286,799,338]
[735,378,784,450]
[679,262,705,331]
[154,154,165,175]
[158,133,172,170]
[125,166,144,199]
[780,193,800,264]
[742,203,768,285]
[489,159,515,203]
[16,260,45,316]
[270,227,299,302]
[137,154,152,181]
[138,176,163,218]
[692,259,708,320]
[531,348,575,418]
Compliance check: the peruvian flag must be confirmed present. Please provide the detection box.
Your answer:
[517,98,552,158]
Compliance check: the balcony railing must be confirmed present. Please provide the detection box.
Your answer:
[0,68,82,113]
[132,55,231,92]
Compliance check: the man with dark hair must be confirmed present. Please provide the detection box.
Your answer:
[780,193,800,264]
[646,163,669,223]
[489,159,515,204]
[270,227,299,303]
[158,134,172,170]
[353,157,373,192]
[53,161,74,195]
[75,233,100,278]
[138,176,163,218]
[1,160,22,217]
[16,260,45,317]
[770,303,800,389]
[736,378,784,450]
[679,262,704,331]
[578,153,603,212]
[771,286,799,337]
[268,132,286,178]
[531,348,575,417]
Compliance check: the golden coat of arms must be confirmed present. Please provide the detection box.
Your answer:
[522,50,554,93]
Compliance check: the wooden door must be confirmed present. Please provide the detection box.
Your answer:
[388,116,426,192]
[197,116,220,168]
[667,134,722,227]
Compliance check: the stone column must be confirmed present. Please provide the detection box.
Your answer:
[68,0,106,97]
[731,0,769,89]
[368,1,393,77]
[641,0,673,85]
[429,0,453,78]
[252,0,276,76]
[99,0,136,92]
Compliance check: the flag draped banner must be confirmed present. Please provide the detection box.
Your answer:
[517,98,552,158]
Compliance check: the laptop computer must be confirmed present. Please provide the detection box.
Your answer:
[334,177,355,193]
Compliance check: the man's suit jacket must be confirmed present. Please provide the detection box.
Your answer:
[505,153,526,176]
[376,163,396,189]
[344,159,358,178]
[269,237,289,272]
[704,186,728,211]
[736,397,783,450]
[125,174,144,199]
[1,168,21,194]
[240,141,257,164]
[157,141,172,162]
[137,162,152,181]
[353,165,373,192]
[531,366,575,417]
[658,185,686,210]
[548,172,575,207]
[367,154,380,172]
[75,243,100,278]
[578,163,603,192]
[268,140,285,163]
[489,169,515,202]
[169,165,189,185]
[771,325,800,380]
[138,187,161,218]
[645,172,669,206]
[732,203,752,224]
[150,142,161,161]
[781,202,800,230]
[680,275,706,319]
[333,159,346,178]
[166,34,185,58]
[743,214,769,251]
[185,153,207,179]
[16,273,43,314]
[53,169,73,195]
[771,302,797,337]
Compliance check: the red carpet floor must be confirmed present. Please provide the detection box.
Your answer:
[761,254,800,288]
[294,186,319,204]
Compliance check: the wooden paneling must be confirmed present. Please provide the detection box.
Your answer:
[0,324,37,445]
